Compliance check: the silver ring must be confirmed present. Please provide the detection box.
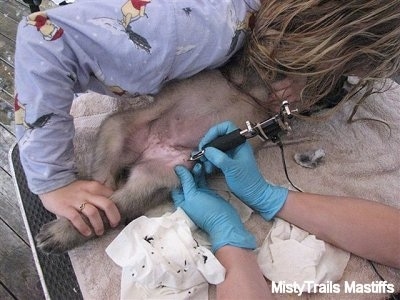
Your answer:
[79,202,87,212]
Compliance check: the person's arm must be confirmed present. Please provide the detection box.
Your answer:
[172,164,272,299]
[14,14,120,236]
[215,246,272,300]
[199,121,400,269]
[277,191,400,268]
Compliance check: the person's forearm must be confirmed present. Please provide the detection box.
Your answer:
[277,191,400,268]
[215,246,273,300]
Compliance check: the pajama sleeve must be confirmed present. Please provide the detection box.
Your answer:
[14,18,89,195]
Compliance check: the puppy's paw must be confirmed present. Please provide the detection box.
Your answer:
[35,218,92,254]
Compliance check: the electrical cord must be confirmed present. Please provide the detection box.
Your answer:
[276,138,303,192]
[368,260,400,300]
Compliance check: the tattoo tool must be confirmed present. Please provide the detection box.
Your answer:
[189,101,295,161]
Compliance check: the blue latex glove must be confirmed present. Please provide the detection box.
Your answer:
[172,164,256,253]
[198,121,289,221]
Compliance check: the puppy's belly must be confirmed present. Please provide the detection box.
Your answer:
[139,135,194,169]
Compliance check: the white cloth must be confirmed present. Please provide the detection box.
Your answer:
[106,208,226,299]
[257,218,350,285]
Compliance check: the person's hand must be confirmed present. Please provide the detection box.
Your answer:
[172,164,256,253]
[39,180,121,236]
[198,121,288,221]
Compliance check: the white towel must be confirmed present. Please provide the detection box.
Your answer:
[106,208,226,300]
[257,218,350,285]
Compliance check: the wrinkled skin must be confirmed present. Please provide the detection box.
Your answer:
[36,64,275,254]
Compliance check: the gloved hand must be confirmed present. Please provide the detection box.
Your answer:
[172,164,256,253]
[198,121,289,221]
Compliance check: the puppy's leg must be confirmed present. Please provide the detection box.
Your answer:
[112,163,180,222]
[91,112,140,189]
[35,217,96,254]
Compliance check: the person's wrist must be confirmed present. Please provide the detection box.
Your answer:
[209,223,256,253]
[257,184,289,221]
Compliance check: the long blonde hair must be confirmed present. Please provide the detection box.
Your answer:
[245,0,400,120]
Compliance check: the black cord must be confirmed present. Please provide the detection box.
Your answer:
[368,260,386,282]
[368,260,399,300]
[276,137,303,192]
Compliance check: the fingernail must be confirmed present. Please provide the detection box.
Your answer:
[193,163,202,171]
[84,230,92,237]
[111,222,119,228]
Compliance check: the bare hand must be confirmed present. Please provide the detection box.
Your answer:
[39,180,121,236]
